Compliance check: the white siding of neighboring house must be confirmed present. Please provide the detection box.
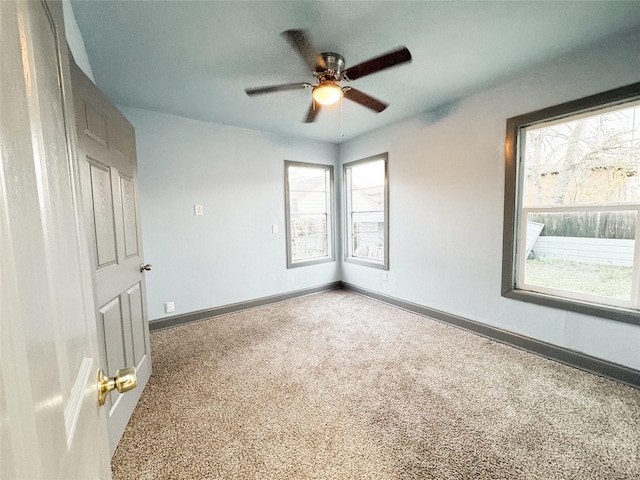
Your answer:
[532,236,635,266]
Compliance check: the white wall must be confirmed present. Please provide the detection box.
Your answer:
[118,107,339,320]
[62,0,95,82]
[338,28,640,370]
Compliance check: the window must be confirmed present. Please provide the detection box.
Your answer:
[284,161,334,268]
[344,153,389,269]
[503,83,640,324]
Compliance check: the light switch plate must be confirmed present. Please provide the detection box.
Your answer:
[194,204,203,216]
[272,224,279,234]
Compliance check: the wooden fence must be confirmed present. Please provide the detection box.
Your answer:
[528,211,636,239]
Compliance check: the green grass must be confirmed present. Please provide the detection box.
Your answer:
[525,258,633,300]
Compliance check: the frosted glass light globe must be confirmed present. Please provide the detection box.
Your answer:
[312,84,342,106]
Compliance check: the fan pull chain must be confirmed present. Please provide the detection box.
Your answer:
[340,95,345,138]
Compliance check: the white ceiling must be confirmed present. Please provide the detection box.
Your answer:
[71,1,640,143]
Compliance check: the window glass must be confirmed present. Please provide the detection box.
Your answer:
[344,155,388,269]
[504,90,640,319]
[285,162,334,267]
[522,104,640,208]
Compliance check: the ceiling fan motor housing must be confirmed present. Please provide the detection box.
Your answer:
[316,52,345,80]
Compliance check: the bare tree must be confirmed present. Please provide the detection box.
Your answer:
[525,106,640,206]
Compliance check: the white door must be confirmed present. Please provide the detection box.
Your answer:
[1,0,112,478]
[71,62,152,455]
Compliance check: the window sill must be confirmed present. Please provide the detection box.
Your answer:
[502,287,640,326]
[287,256,335,269]
[345,256,388,270]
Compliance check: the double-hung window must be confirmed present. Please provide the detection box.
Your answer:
[284,161,334,268]
[503,83,640,323]
[344,153,389,270]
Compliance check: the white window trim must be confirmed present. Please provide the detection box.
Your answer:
[343,153,389,270]
[502,82,640,326]
[284,160,335,268]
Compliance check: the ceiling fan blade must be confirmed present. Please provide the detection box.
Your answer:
[245,83,311,96]
[281,29,326,72]
[304,102,320,123]
[342,46,412,81]
[343,88,388,113]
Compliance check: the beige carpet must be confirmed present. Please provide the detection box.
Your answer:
[112,290,640,479]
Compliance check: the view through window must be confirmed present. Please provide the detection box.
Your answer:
[517,100,640,310]
[284,161,334,267]
[344,154,388,269]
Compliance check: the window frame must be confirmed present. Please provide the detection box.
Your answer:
[502,82,640,325]
[343,153,389,270]
[284,160,335,268]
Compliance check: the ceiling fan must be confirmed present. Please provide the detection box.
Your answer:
[245,29,412,123]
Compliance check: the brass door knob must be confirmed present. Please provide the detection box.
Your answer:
[97,367,137,406]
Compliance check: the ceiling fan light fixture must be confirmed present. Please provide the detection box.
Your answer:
[312,84,342,106]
